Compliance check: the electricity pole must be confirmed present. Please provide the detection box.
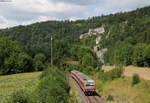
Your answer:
[51,36,53,66]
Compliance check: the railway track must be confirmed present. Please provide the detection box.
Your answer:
[69,75,104,103]
[86,92,104,103]
[88,96,99,103]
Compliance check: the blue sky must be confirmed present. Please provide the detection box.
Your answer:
[0,0,150,28]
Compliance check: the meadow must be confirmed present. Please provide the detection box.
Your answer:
[92,72,150,103]
[0,72,41,103]
[102,66,150,80]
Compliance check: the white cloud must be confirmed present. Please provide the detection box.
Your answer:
[95,0,150,15]
[0,0,150,28]
[12,0,85,13]
[0,16,18,28]
[0,0,86,28]
[50,0,100,5]
[21,16,58,25]
[68,17,85,21]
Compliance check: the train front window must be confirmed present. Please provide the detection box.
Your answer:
[86,84,94,86]
[85,82,94,88]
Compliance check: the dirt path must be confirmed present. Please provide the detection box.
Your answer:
[102,66,150,80]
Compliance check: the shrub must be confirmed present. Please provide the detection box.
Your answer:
[8,67,70,103]
[8,90,30,103]
[110,67,124,79]
[107,94,114,101]
[132,73,140,86]
[35,66,70,103]
[100,67,124,81]
[33,53,46,71]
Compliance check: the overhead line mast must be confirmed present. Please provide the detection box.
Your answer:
[51,36,53,66]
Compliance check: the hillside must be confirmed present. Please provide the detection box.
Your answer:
[1,6,150,65]
[0,6,150,75]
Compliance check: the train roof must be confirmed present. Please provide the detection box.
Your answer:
[72,70,94,82]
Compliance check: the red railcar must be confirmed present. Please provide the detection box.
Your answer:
[71,70,96,93]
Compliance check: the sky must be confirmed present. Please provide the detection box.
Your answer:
[0,0,150,28]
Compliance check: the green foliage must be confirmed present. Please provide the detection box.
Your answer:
[33,53,46,71]
[70,45,99,68]
[5,53,33,74]
[80,35,97,48]
[132,73,140,86]
[0,37,21,71]
[0,38,34,74]
[66,65,82,72]
[35,66,70,103]
[7,67,70,103]
[112,43,133,66]
[81,53,95,66]
[132,43,146,67]
[99,67,124,81]
[143,45,150,66]
[0,5,150,74]
[8,90,30,103]
[99,6,150,67]
[105,42,150,67]
[53,39,71,66]
[107,94,114,101]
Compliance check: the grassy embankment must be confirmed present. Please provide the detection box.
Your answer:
[0,72,41,103]
[102,66,150,80]
[91,68,150,103]
[1,67,149,103]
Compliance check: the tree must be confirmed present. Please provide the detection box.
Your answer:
[143,45,150,66]
[4,53,33,74]
[0,38,34,74]
[33,53,46,71]
[113,43,133,66]
[81,53,95,67]
[132,43,146,67]
[0,38,21,74]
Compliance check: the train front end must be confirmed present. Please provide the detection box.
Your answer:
[84,79,96,93]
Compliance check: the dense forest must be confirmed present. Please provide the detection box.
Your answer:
[0,5,150,75]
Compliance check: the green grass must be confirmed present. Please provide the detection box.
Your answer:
[92,73,150,103]
[0,72,41,103]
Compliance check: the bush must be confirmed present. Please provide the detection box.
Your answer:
[33,53,46,71]
[35,66,70,103]
[110,67,124,79]
[100,67,124,81]
[132,73,140,86]
[8,90,30,103]
[107,94,114,101]
[8,66,70,103]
